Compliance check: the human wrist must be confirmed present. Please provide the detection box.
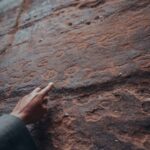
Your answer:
[10,112,27,124]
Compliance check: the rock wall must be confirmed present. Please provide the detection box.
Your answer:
[0,0,150,150]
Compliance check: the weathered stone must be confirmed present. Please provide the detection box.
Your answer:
[0,0,150,150]
[0,0,23,35]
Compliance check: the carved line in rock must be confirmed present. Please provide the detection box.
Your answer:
[0,0,27,55]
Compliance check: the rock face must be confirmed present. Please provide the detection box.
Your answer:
[0,0,150,149]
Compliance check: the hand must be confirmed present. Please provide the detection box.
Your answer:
[11,82,53,124]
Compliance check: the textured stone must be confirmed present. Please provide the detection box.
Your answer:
[0,0,150,150]
[0,0,23,35]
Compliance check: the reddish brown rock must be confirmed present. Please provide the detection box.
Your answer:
[0,0,150,150]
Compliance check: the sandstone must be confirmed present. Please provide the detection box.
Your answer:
[0,0,150,150]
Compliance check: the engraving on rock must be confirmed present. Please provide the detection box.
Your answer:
[64,66,80,76]
[85,109,103,122]
[37,57,49,67]
[54,50,65,58]
[41,69,57,80]
[0,0,150,149]
[100,100,112,109]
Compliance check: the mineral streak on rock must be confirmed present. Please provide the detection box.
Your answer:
[0,0,150,150]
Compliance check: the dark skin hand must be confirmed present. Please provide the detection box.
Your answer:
[11,82,53,124]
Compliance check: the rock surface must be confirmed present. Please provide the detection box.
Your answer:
[0,0,150,150]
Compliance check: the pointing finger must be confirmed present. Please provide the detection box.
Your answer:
[39,82,53,97]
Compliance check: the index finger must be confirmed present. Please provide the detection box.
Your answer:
[39,82,53,97]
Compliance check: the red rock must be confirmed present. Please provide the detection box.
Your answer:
[0,0,150,150]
